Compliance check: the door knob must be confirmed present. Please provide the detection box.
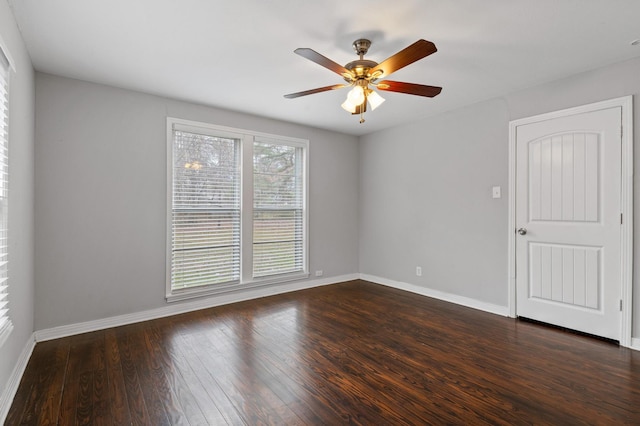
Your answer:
[517,228,527,235]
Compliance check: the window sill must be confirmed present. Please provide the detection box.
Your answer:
[166,271,310,303]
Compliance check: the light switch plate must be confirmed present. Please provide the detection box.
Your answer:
[492,186,501,199]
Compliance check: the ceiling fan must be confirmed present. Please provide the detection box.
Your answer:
[284,38,442,123]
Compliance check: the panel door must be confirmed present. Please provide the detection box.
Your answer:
[515,106,621,340]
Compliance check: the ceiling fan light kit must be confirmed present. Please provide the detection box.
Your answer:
[285,38,442,124]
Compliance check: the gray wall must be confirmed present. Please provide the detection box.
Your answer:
[360,56,640,338]
[359,98,509,306]
[0,0,36,400]
[34,73,359,330]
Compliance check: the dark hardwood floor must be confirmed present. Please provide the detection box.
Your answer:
[6,280,640,425]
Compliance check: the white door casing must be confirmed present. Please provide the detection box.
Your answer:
[508,96,633,346]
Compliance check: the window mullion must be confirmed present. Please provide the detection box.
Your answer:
[240,135,254,282]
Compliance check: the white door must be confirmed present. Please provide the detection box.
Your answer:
[515,106,622,340]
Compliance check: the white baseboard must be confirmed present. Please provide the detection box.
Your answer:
[0,333,36,424]
[30,271,640,344]
[359,274,510,317]
[35,273,359,342]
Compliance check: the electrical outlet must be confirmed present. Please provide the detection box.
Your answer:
[315,270,323,277]
[416,266,422,276]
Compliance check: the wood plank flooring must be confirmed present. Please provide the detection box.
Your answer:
[6,280,640,424]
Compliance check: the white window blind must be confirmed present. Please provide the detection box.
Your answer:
[170,129,241,291]
[0,47,11,346]
[253,139,304,278]
[167,118,308,300]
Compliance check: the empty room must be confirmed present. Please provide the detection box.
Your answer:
[1,0,640,424]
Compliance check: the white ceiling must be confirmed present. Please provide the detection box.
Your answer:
[7,0,640,136]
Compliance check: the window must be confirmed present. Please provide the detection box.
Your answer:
[167,119,308,301]
[170,129,241,290]
[0,46,12,347]
[253,139,304,277]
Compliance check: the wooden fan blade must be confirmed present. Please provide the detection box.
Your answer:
[284,84,347,99]
[376,80,442,97]
[370,40,437,79]
[294,48,352,77]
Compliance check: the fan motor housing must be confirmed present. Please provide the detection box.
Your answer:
[344,59,378,80]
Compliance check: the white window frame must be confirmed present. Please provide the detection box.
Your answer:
[166,118,309,302]
[0,41,14,348]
